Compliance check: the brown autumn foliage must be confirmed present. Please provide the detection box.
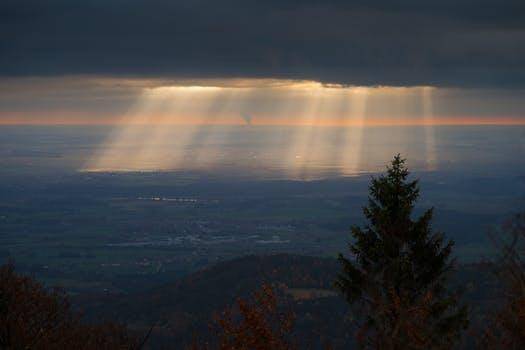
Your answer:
[0,263,138,350]
[357,288,458,350]
[191,283,296,350]
[482,213,525,349]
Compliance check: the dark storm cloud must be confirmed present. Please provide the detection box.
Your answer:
[1,0,524,87]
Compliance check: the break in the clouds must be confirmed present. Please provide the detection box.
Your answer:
[1,77,524,125]
[1,0,525,88]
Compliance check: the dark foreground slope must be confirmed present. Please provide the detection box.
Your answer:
[77,254,498,349]
[79,254,351,348]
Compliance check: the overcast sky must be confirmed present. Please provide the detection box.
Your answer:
[1,0,524,124]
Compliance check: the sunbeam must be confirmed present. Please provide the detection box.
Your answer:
[339,87,369,176]
[422,86,437,170]
[83,80,444,177]
[286,86,324,179]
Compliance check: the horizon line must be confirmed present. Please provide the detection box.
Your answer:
[1,118,525,127]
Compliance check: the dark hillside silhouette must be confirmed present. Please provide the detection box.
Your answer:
[0,263,138,349]
[482,213,525,349]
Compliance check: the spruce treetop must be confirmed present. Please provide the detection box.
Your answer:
[335,154,468,349]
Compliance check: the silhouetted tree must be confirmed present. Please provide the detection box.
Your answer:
[335,155,468,349]
[0,262,138,349]
[191,284,296,350]
[482,212,525,349]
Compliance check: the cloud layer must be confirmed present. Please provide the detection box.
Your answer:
[1,78,524,125]
[1,0,525,87]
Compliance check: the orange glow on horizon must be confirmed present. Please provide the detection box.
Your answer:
[1,81,524,127]
[1,115,524,126]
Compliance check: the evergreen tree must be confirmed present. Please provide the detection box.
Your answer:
[335,155,468,349]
